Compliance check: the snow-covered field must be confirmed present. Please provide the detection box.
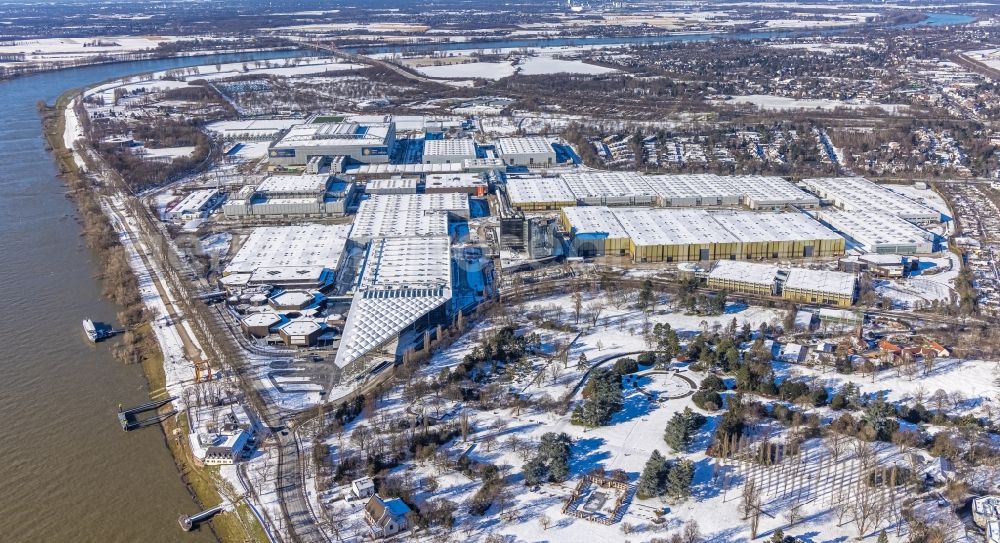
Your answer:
[414,56,616,80]
[721,94,907,114]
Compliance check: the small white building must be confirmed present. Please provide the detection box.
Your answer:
[352,477,376,499]
[166,189,223,221]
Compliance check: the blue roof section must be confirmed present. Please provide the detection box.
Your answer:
[355,125,369,136]
[384,498,411,516]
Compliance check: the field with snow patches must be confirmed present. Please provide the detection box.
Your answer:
[721,95,907,114]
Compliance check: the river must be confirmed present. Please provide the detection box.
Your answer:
[349,12,977,54]
[0,49,309,543]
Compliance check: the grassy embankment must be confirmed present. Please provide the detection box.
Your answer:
[41,90,267,543]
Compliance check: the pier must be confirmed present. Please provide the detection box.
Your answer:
[117,396,176,431]
[179,505,225,531]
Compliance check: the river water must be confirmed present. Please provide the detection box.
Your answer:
[349,12,977,54]
[0,50,308,543]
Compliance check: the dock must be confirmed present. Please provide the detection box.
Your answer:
[117,396,177,431]
[179,505,225,531]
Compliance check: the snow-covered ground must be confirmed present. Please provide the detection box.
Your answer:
[720,94,907,114]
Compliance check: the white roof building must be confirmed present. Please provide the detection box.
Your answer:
[365,177,419,195]
[495,136,556,168]
[819,209,936,254]
[423,139,477,164]
[783,267,857,299]
[559,171,657,206]
[166,189,221,221]
[708,260,781,288]
[334,236,452,369]
[801,177,941,224]
[224,224,352,289]
[560,206,629,239]
[351,193,468,242]
[505,177,576,209]
[644,174,742,207]
[731,175,819,209]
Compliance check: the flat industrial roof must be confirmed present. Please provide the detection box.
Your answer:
[820,209,934,250]
[257,174,330,194]
[275,121,392,147]
[349,163,464,175]
[423,139,476,157]
[506,177,575,204]
[561,206,629,239]
[731,175,819,205]
[708,260,780,286]
[424,173,486,188]
[495,136,554,156]
[644,174,741,200]
[784,267,857,296]
[559,171,657,199]
[801,177,940,220]
[366,177,419,191]
[562,206,843,247]
[169,189,218,214]
[351,193,467,240]
[225,224,352,276]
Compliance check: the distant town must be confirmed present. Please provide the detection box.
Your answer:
[16,0,1000,542]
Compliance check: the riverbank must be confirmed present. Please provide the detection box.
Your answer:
[42,87,267,543]
[4,45,304,82]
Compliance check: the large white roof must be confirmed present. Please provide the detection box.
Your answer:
[334,236,452,369]
[506,177,575,204]
[561,206,629,239]
[351,194,467,240]
[559,171,656,199]
[801,177,940,220]
[275,121,393,147]
[731,175,819,206]
[495,136,554,156]
[644,174,740,200]
[423,139,476,157]
[708,260,780,286]
[225,224,352,276]
[562,206,842,247]
[819,209,934,251]
[257,174,330,195]
[784,267,857,297]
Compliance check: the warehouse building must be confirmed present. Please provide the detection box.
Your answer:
[495,137,557,168]
[801,177,941,224]
[734,175,819,210]
[559,171,658,206]
[782,267,857,307]
[365,177,419,195]
[506,177,576,211]
[559,206,630,257]
[560,206,845,263]
[334,236,453,371]
[350,193,469,242]
[222,224,352,291]
[222,174,356,218]
[645,174,742,207]
[423,139,477,164]
[166,189,223,221]
[424,173,488,196]
[269,121,396,166]
[707,260,780,296]
[819,209,936,254]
